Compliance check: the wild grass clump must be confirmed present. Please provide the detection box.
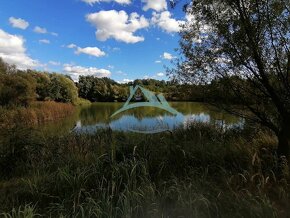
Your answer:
[0,123,289,217]
[1,204,39,218]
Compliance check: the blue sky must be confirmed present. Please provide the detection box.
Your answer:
[0,0,186,82]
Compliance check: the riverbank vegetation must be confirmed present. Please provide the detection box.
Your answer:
[0,123,289,217]
[0,59,89,125]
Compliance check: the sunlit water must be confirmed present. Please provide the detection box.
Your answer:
[39,102,244,135]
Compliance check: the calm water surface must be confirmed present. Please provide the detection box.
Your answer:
[39,102,244,136]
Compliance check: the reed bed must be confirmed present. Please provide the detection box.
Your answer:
[0,101,75,128]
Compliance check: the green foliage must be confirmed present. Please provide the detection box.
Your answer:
[0,59,79,106]
[78,76,128,102]
[48,74,78,104]
[1,204,39,218]
[0,69,36,107]
[74,97,92,106]
[78,76,211,102]
[0,58,17,74]
[28,70,51,101]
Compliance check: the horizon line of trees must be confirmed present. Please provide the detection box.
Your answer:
[0,59,78,107]
[0,58,245,108]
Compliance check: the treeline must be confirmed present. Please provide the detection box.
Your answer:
[77,75,241,103]
[78,76,128,102]
[0,58,241,106]
[0,59,78,107]
[77,76,207,102]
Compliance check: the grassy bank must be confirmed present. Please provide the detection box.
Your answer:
[0,123,289,217]
[0,101,75,128]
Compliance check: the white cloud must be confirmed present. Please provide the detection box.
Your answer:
[112,47,120,51]
[51,32,58,36]
[75,46,105,57]
[49,61,61,66]
[67,44,105,58]
[39,39,50,44]
[9,17,29,30]
[117,79,134,84]
[121,78,133,83]
[82,0,131,5]
[157,72,164,77]
[184,12,211,44]
[214,57,232,64]
[155,60,161,63]
[185,13,210,34]
[63,64,111,81]
[33,26,58,37]
[33,26,58,36]
[34,26,47,34]
[86,10,149,43]
[142,0,167,11]
[143,75,151,79]
[67,43,77,49]
[192,38,202,44]
[116,70,127,76]
[0,29,38,69]
[162,52,174,60]
[152,11,184,33]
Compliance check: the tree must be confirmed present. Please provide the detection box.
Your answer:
[0,72,36,107]
[0,58,16,74]
[0,60,36,106]
[78,76,128,102]
[48,74,78,104]
[27,70,51,101]
[171,0,290,159]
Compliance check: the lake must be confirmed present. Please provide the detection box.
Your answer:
[39,102,244,136]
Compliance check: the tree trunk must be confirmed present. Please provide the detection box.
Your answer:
[277,125,290,163]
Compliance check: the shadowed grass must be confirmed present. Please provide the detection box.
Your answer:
[0,123,289,217]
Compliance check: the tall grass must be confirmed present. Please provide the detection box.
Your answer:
[0,101,75,128]
[1,204,39,218]
[0,123,289,217]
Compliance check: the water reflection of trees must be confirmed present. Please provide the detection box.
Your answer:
[9,102,244,138]
[79,103,121,125]
[79,102,240,126]
[171,102,239,124]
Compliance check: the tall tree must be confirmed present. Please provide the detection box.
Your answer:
[171,0,290,159]
[48,74,78,104]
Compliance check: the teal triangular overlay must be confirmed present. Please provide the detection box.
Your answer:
[111,85,180,117]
